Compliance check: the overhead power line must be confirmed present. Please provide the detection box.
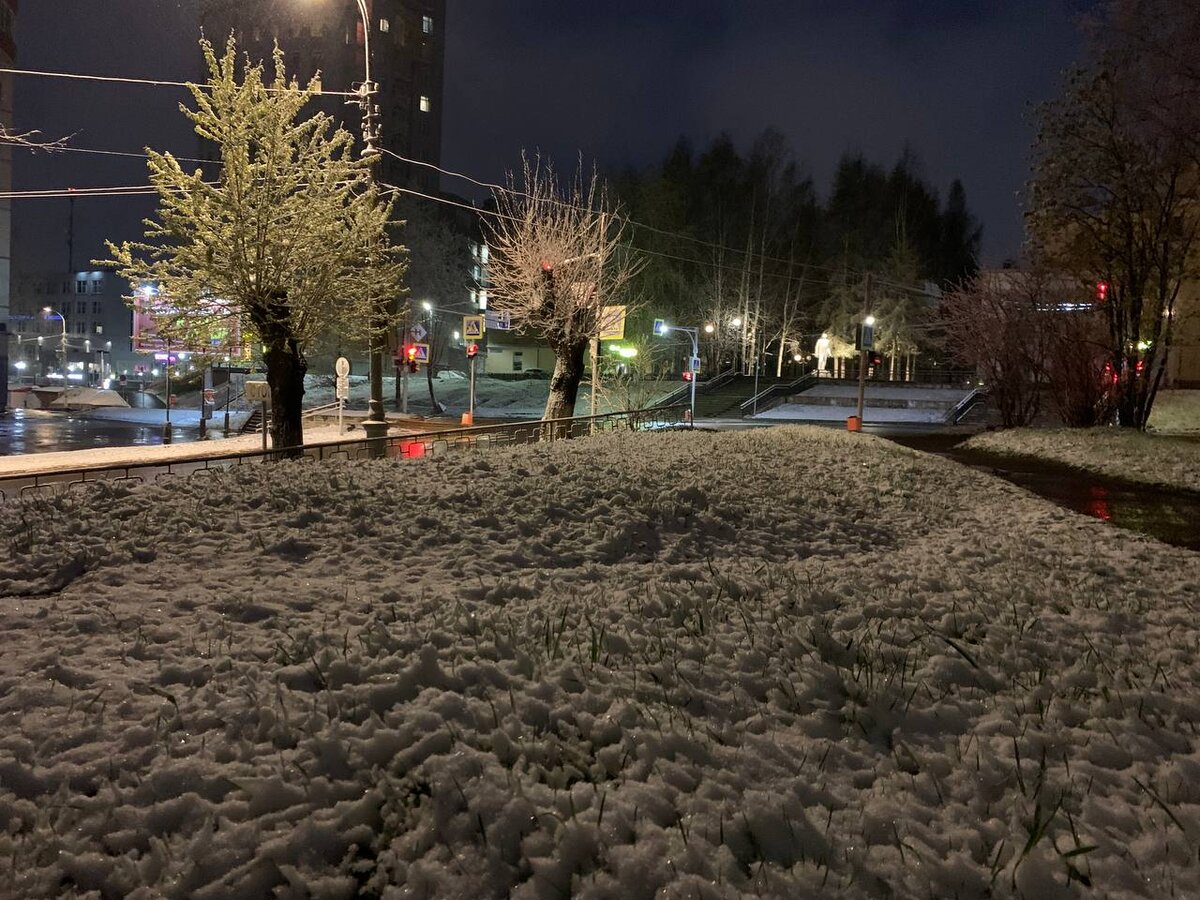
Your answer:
[0,66,356,97]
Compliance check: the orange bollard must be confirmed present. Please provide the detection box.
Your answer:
[461,412,474,427]
[846,415,861,432]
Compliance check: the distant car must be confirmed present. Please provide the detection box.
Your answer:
[521,368,547,379]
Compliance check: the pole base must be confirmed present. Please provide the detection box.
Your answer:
[362,419,389,439]
[460,412,474,427]
[846,416,862,432]
[162,422,173,443]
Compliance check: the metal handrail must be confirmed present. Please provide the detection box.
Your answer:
[302,402,343,419]
[739,369,817,415]
[948,388,985,423]
[656,367,738,409]
[0,405,693,502]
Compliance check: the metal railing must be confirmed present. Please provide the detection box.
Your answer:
[656,367,737,409]
[739,369,818,417]
[0,405,692,505]
[947,388,986,424]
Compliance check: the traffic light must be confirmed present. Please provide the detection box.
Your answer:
[682,370,694,382]
[465,342,479,360]
[868,351,883,368]
[1096,281,1109,303]
[405,344,419,374]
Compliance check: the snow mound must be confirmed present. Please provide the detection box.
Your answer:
[0,426,1197,898]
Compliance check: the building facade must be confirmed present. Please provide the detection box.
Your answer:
[200,0,445,193]
[8,269,136,385]
[0,0,17,411]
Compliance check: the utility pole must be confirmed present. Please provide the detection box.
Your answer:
[853,273,873,431]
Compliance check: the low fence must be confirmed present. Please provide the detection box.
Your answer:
[0,405,691,505]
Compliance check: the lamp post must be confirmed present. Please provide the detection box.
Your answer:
[661,323,699,424]
[42,307,66,378]
[337,0,388,444]
[853,273,875,431]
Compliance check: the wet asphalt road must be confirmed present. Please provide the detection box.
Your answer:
[0,409,211,455]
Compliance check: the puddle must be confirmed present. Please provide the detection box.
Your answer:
[888,434,1200,551]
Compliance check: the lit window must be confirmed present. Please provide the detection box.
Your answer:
[422,15,433,34]
[419,95,431,113]
[94,324,104,335]
[379,18,389,33]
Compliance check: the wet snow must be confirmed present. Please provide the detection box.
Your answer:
[0,425,1197,898]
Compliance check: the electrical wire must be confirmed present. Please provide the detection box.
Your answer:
[0,66,356,97]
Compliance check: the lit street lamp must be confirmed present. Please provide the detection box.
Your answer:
[658,322,700,423]
[42,306,66,377]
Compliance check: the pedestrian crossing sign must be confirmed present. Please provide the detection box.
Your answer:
[463,316,485,339]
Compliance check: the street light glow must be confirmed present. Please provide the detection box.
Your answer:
[730,317,742,328]
[421,300,433,312]
[865,315,876,326]
[704,323,715,334]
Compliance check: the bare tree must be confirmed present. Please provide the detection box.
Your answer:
[940,271,1053,428]
[1028,0,1200,428]
[0,127,71,150]
[488,156,642,422]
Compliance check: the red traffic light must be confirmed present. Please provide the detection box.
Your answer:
[1096,281,1109,303]
[405,345,418,361]
[682,371,694,382]
[466,342,479,359]
[868,351,883,367]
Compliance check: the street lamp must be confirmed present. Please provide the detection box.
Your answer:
[313,0,387,442]
[660,323,700,424]
[42,306,66,378]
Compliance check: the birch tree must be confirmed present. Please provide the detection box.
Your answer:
[488,157,642,422]
[103,38,405,451]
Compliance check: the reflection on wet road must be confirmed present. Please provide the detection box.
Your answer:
[0,410,209,456]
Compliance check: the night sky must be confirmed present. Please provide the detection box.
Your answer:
[12,0,1086,275]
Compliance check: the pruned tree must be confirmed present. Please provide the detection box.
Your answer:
[103,38,405,452]
[488,156,642,422]
[1028,0,1200,428]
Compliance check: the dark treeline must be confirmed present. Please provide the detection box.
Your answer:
[610,129,981,375]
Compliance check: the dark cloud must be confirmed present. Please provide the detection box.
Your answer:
[12,1,1084,273]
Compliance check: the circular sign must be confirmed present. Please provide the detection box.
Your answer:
[335,356,351,377]
[203,389,216,403]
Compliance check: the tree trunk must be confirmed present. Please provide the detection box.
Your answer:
[426,362,444,414]
[264,336,307,457]
[542,338,587,434]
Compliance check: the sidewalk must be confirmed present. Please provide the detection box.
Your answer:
[0,424,403,478]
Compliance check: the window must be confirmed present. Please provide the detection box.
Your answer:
[92,280,104,294]
[422,15,433,34]
[74,322,87,335]
[512,351,523,373]
[92,301,103,314]
[419,95,431,113]
[94,324,104,335]
[77,301,87,314]
[76,280,87,294]
[379,18,390,33]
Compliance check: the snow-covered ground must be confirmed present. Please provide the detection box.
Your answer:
[1148,390,1200,435]
[1,426,1198,898]
[962,427,1200,492]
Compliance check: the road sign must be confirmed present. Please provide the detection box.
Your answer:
[690,356,701,374]
[413,343,430,363]
[410,323,427,342]
[855,323,875,351]
[653,318,667,336]
[335,376,350,400]
[598,305,627,340]
[245,380,270,403]
[463,315,485,339]
[484,310,511,331]
[335,356,351,377]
